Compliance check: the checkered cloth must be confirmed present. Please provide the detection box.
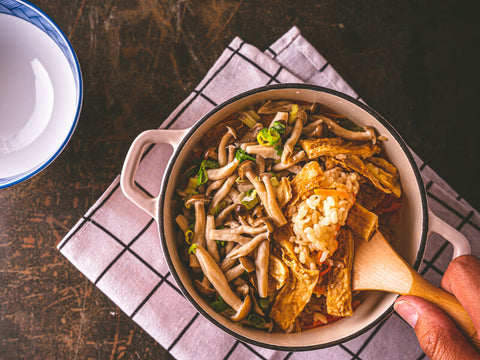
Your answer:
[58,27,480,360]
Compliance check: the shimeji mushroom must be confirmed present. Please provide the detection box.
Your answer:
[255,154,265,174]
[206,158,240,181]
[218,126,237,167]
[281,109,307,164]
[185,195,211,269]
[237,123,263,144]
[205,215,220,263]
[244,144,281,161]
[259,172,287,227]
[271,150,306,172]
[255,239,269,299]
[194,277,215,297]
[194,245,252,321]
[209,173,237,213]
[237,160,286,227]
[311,114,376,143]
[214,203,236,228]
[226,232,270,260]
[269,111,289,127]
[224,257,255,282]
[210,223,269,237]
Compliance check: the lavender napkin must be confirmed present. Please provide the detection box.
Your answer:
[57,26,480,360]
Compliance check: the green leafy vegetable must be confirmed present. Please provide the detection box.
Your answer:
[270,121,286,134]
[235,149,256,163]
[241,188,259,210]
[196,159,219,186]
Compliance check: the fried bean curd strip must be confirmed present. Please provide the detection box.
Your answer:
[298,138,380,160]
[326,228,354,317]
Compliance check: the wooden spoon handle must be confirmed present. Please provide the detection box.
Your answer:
[409,272,480,350]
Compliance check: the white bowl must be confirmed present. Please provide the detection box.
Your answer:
[0,0,82,187]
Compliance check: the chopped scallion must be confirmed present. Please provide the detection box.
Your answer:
[288,104,299,124]
[235,149,256,163]
[184,229,194,244]
[188,243,198,254]
[240,110,260,128]
[247,314,266,329]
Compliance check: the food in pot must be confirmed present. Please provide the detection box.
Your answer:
[173,100,402,333]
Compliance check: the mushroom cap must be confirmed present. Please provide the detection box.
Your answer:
[230,294,252,322]
[194,279,215,296]
[259,172,273,180]
[251,217,274,233]
[185,194,211,206]
[225,126,237,139]
[237,160,256,179]
[297,109,308,125]
[239,257,255,273]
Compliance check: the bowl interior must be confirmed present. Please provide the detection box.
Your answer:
[160,86,427,349]
[0,2,81,187]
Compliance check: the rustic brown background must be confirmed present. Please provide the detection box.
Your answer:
[1,0,479,359]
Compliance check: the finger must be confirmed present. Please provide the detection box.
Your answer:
[441,255,480,332]
[395,296,480,360]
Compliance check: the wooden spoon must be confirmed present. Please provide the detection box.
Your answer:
[352,231,480,350]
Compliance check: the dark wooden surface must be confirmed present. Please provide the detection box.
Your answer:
[1,1,479,359]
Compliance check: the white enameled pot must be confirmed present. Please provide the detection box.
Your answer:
[120,84,471,350]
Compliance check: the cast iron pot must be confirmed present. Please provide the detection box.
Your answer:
[120,84,470,350]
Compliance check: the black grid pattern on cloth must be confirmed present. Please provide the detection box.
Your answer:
[57,29,480,360]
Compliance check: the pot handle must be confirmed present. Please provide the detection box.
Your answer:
[428,209,471,259]
[120,129,188,219]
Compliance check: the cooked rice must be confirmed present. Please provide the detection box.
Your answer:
[291,167,359,268]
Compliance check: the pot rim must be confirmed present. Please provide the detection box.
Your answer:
[157,83,429,350]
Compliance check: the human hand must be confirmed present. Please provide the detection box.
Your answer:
[394,255,480,360]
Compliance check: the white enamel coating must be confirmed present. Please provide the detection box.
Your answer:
[0,13,79,180]
[429,210,471,258]
[120,129,188,218]
[121,86,472,349]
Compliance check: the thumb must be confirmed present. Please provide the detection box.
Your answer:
[394,296,480,360]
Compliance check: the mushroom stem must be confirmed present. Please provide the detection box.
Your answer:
[209,173,237,213]
[184,195,210,269]
[218,126,237,167]
[210,224,268,236]
[255,154,265,174]
[205,215,220,263]
[224,257,255,282]
[226,232,269,259]
[260,173,287,226]
[311,114,376,143]
[255,239,270,298]
[245,145,281,161]
[206,158,239,181]
[238,160,286,226]
[214,203,236,228]
[195,246,251,320]
[272,151,306,172]
[301,119,323,135]
[175,214,189,232]
[281,110,307,164]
